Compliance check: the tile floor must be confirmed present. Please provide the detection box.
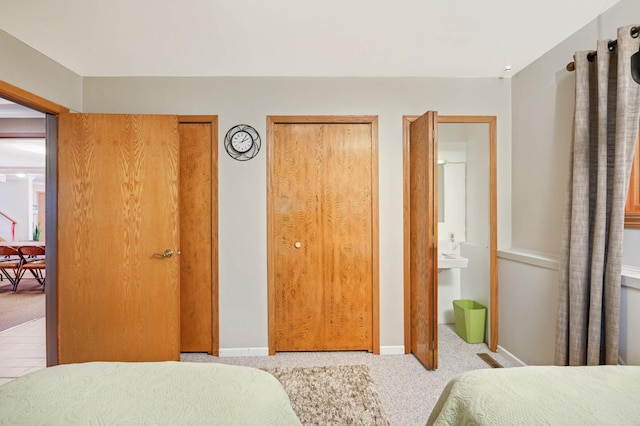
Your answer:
[0,317,46,385]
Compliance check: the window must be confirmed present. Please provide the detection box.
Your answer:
[625,135,640,228]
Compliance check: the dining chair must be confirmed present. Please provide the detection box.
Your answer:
[0,246,23,291]
[17,245,46,291]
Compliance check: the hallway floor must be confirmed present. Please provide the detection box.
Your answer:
[0,317,46,385]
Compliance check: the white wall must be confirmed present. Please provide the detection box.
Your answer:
[437,131,467,325]
[507,0,640,365]
[498,254,559,365]
[82,76,512,352]
[620,276,640,365]
[460,123,492,342]
[0,177,31,241]
[437,122,493,328]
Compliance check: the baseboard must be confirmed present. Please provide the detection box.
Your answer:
[380,345,405,355]
[218,347,269,357]
[498,345,527,366]
[220,346,406,357]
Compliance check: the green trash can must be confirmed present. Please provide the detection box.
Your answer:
[453,299,486,343]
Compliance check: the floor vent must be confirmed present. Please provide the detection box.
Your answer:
[477,352,503,368]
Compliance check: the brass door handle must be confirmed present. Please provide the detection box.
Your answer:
[153,249,173,258]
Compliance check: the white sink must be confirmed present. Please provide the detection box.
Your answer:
[438,252,469,269]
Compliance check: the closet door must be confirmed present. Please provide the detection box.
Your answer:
[271,123,325,351]
[323,123,373,349]
[269,118,376,353]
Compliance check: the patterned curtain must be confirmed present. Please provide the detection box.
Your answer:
[556,25,640,366]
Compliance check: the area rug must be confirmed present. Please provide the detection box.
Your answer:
[0,279,45,332]
[263,364,390,426]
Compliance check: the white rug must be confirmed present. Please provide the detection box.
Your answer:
[263,364,390,426]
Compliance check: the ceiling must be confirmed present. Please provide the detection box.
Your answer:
[0,0,621,78]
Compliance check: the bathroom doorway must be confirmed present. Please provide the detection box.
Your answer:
[402,113,497,370]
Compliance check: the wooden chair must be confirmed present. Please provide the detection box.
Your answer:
[0,246,23,291]
[17,246,46,291]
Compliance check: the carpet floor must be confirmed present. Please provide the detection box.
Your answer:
[0,279,45,332]
[182,324,515,426]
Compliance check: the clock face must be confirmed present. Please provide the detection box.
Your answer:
[224,124,261,161]
[231,130,253,153]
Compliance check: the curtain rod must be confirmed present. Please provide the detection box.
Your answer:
[566,26,639,71]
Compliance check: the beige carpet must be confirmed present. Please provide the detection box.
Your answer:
[263,364,390,426]
[0,279,45,332]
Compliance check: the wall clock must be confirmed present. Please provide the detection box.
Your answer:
[224,124,261,161]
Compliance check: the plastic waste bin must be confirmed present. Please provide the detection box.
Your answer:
[453,299,486,343]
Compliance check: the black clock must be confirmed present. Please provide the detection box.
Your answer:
[225,124,261,161]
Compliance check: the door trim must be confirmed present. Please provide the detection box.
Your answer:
[266,115,380,355]
[0,81,69,115]
[403,115,498,352]
[0,80,68,366]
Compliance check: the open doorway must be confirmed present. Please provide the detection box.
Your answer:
[0,96,47,384]
[402,113,497,370]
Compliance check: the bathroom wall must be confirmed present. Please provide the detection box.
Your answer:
[437,122,492,332]
[437,124,467,323]
[460,123,492,343]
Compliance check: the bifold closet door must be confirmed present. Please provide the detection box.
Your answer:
[272,123,325,351]
[271,122,373,352]
[322,123,373,350]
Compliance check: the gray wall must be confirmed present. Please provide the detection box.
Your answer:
[0,30,81,112]
[506,0,640,365]
[83,76,512,353]
[0,22,513,355]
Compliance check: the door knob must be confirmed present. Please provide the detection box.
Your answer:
[294,242,302,248]
[153,249,174,258]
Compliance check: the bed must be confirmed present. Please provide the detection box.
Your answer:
[427,365,640,425]
[0,361,301,425]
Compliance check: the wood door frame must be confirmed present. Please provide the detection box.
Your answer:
[0,80,68,366]
[403,115,498,352]
[0,80,220,363]
[266,115,380,355]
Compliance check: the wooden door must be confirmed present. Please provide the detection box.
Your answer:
[269,118,376,353]
[323,124,373,349]
[409,111,438,369]
[179,118,216,353]
[271,123,325,351]
[57,113,180,364]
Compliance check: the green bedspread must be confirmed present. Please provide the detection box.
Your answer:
[427,365,640,425]
[0,361,301,425]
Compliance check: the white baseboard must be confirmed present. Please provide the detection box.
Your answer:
[380,346,405,355]
[498,345,527,366]
[220,346,406,356]
[218,347,269,357]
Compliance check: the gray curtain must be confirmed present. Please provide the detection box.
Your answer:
[556,25,640,366]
